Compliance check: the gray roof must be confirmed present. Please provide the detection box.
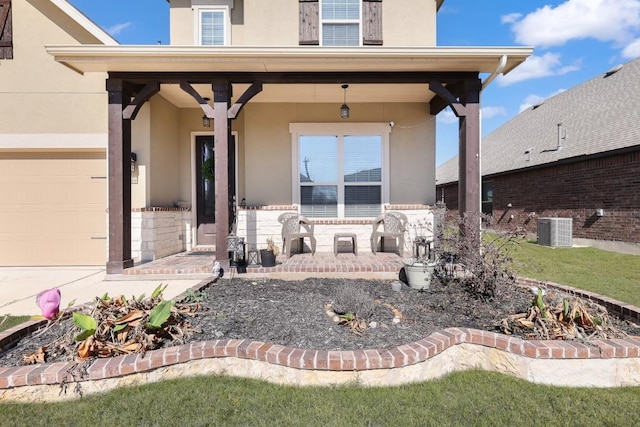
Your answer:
[436,57,640,185]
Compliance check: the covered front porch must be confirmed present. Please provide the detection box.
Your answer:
[46,46,532,274]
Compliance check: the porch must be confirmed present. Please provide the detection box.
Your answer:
[122,250,405,280]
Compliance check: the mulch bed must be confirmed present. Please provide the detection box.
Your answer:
[1,277,637,368]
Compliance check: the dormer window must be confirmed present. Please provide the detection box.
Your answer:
[321,0,361,46]
[196,7,230,46]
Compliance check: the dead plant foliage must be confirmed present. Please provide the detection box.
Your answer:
[498,293,628,341]
[23,288,201,364]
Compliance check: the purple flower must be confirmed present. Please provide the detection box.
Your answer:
[36,288,61,320]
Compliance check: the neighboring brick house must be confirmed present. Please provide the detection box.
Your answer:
[1,0,531,271]
[436,57,640,253]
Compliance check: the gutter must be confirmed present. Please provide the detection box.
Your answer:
[481,54,507,89]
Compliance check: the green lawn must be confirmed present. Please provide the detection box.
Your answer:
[504,237,640,306]
[1,371,640,426]
[0,315,30,333]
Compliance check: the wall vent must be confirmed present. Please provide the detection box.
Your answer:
[537,218,573,247]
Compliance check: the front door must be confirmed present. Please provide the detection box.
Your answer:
[195,135,237,246]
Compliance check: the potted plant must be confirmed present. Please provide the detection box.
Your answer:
[402,218,438,290]
[259,237,279,267]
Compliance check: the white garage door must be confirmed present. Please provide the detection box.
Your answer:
[0,152,107,266]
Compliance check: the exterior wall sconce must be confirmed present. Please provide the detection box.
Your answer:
[130,152,137,172]
[202,97,211,127]
[596,209,604,217]
[340,84,350,119]
[506,203,512,208]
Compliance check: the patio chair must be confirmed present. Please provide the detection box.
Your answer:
[370,211,408,256]
[281,214,316,257]
[277,212,300,242]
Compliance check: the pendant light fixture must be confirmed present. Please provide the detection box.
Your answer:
[202,97,211,128]
[340,84,350,119]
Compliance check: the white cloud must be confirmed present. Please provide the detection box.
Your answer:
[500,13,522,24]
[622,38,640,58]
[506,0,640,48]
[107,22,133,36]
[497,53,580,86]
[481,106,507,119]
[518,89,567,112]
[437,109,458,124]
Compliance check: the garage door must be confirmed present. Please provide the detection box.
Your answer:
[0,152,107,266]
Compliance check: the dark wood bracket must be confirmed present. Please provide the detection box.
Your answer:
[228,83,263,119]
[179,81,215,118]
[122,81,160,120]
[429,81,466,117]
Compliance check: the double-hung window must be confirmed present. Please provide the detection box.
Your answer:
[197,7,230,46]
[321,0,361,46]
[291,123,390,218]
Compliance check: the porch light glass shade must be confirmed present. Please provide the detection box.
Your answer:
[202,114,211,127]
[340,103,350,119]
[340,84,350,119]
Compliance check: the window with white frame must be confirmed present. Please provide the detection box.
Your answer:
[291,123,390,218]
[321,0,361,46]
[197,7,230,46]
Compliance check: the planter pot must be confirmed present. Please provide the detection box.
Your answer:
[403,259,436,290]
[260,249,276,267]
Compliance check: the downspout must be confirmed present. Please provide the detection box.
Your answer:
[478,55,507,222]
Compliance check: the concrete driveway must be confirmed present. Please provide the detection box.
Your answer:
[0,267,203,316]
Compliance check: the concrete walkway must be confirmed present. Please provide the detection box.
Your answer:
[0,267,203,316]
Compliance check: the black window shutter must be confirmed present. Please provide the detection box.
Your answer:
[0,0,12,59]
[363,0,383,46]
[299,0,319,45]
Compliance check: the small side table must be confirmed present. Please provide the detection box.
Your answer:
[334,233,358,256]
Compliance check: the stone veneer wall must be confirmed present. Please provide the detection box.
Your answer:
[131,208,192,262]
[236,204,440,254]
[2,277,640,403]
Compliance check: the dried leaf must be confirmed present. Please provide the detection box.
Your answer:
[117,325,130,344]
[115,310,144,325]
[23,347,47,364]
[516,319,535,328]
[77,336,95,359]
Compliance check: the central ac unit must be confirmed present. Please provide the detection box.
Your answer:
[537,218,573,247]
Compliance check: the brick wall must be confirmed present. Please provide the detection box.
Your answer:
[437,151,640,243]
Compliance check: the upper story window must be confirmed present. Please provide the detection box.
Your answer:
[197,7,230,46]
[321,0,361,46]
[299,0,382,46]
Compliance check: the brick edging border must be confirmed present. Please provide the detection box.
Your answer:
[2,277,640,393]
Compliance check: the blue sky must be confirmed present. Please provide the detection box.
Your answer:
[68,0,640,165]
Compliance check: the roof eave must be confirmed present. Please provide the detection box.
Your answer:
[49,0,118,46]
[45,45,534,74]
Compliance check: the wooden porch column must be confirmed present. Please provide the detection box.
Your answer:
[213,81,231,260]
[458,78,482,218]
[106,78,133,273]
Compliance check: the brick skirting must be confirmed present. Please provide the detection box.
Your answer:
[2,278,640,401]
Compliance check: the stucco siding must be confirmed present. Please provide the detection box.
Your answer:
[169,0,437,47]
[0,1,107,135]
[149,96,181,207]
